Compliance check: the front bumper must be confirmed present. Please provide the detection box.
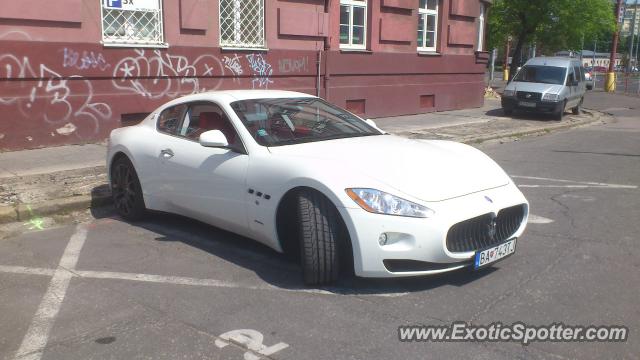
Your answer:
[502,97,563,113]
[337,183,529,278]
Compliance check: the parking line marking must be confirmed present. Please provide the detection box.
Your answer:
[76,270,409,297]
[13,224,88,360]
[0,266,408,298]
[528,214,554,224]
[0,266,55,277]
[512,175,637,189]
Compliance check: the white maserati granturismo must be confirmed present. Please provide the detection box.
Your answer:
[108,90,529,285]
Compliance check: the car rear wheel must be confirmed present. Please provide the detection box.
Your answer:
[111,156,146,221]
[572,98,583,115]
[503,107,513,116]
[297,190,341,285]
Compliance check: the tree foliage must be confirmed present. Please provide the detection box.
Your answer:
[488,0,617,73]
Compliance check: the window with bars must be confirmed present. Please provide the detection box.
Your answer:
[417,0,438,52]
[219,0,266,49]
[340,0,367,49]
[101,0,165,46]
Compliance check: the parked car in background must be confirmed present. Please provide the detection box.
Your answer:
[593,66,608,73]
[502,57,586,120]
[583,68,594,90]
[108,90,529,285]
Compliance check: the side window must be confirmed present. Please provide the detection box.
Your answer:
[567,67,575,85]
[574,66,583,82]
[157,104,187,135]
[178,103,239,146]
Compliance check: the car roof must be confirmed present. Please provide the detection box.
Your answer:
[168,90,316,105]
[524,57,580,67]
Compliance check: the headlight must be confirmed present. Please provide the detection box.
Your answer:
[503,89,515,97]
[542,93,560,102]
[345,188,435,218]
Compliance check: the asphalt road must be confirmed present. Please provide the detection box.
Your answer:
[1,102,639,359]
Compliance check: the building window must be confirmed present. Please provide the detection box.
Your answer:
[340,0,367,49]
[477,3,485,51]
[101,0,165,47]
[417,0,438,52]
[219,0,266,49]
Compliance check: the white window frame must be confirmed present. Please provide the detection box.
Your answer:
[477,3,485,51]
[418,0,439,52]
[100,0,166,48]
[340,0,368,50]
[219,0,266,50]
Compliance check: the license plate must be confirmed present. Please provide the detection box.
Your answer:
[474,239,517,269]
[518,101,536,108]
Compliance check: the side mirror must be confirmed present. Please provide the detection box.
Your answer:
[199,130,228,148]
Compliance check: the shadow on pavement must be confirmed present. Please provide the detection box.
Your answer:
[88,193,497,296]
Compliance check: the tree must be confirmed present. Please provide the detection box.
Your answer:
[488,0,616,77]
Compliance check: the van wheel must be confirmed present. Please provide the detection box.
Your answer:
[297,190,341,285]
[554,101,566,121]
[572,98,583,115]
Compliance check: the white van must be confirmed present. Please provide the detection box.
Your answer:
[501,57,587,120]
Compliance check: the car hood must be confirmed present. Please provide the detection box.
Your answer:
[268,135,510,202]
[507,81,563,94]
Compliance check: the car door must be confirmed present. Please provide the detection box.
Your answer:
[157,101,250,235]
[566,67,578,108]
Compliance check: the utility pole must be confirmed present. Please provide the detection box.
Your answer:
[628,0,639,73]
[606,0,624,92]
[490,48,497,83]
[593,38,597,84]
[503,37,511,81]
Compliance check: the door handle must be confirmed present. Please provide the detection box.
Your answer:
[160,148,174,159]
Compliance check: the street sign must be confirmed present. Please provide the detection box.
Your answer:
[103,0,159,10]
[618,5,626,24]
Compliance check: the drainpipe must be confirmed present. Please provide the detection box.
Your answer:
[316,50,322,98]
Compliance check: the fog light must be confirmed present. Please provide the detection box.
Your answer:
[378,233,388,246]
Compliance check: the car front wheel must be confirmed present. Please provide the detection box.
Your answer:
[111,156,147,221]
[297,190,341,285]
[554,101,566,121]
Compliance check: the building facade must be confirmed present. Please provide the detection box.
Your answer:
[622,3,639,37]
[0,0,489,151]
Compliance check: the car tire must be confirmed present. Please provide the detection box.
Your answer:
[111,156,147,221]
[554,101,566,121]
[572,98,583,115]
[297,190,341,285]
[503,108,513,116]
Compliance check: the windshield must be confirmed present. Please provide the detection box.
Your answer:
[230,97,382,146]
[513,65,567,85]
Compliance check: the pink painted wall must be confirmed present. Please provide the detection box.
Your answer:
[0,0,488,150]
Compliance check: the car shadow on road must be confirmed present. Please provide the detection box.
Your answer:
[485,108,560,122]
[90,201,499,296]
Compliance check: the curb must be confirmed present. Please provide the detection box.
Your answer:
[459,109,603,145]
[1,194,112,225]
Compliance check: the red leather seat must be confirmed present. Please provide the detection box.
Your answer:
[199,112,236,144]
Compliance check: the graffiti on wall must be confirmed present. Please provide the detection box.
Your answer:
[245,53,273,89]
[0,54,112,139]
[278,56,309,74]
[0,42,295,148]
[63,48,111,71]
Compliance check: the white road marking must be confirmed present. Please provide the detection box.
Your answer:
[215,329,289,360]
[528,214,554,224]
[0,266,55,276]
[512,175,637,189]
[14,224,88,360]
[0,266,408,298]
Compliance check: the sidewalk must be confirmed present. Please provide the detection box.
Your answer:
[0,98,605,225]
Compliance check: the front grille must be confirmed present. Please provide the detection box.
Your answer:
[516,91,542,101]
[446,205,526,253]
